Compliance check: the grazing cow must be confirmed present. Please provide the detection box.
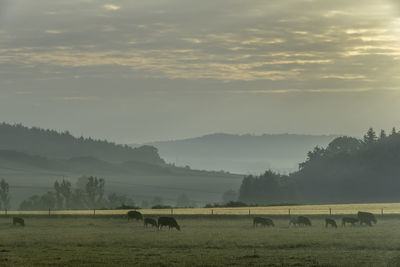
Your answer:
[341,217,359,227]
[13,217,25,226]
[289,216,311,226]
[358,211,377,226]
[289,216,299,227]
[158,217,181,231]
[297,216,312,226]
[325,218,337,228]
[253,217,274,227]
[144,218,158,228]
[127,210,143,221]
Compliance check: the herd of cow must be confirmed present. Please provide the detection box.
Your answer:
[127,210,181,231]
[9,210,377,230]
[253,211,378,228]
[126,210,378,231]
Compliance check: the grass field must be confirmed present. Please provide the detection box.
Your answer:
[1,214,400,266]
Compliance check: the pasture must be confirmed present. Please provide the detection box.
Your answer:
[1,214,400,266]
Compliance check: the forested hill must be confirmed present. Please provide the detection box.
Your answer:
[239,128,400,204]
[141,133,337,174]
[0,123,164,164]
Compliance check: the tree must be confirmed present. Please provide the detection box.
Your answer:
[40,192,57,210]
[299,146,325,169]
[363,127,377,145]
[85,176,105,208]
[379,129,387,140]
[59,180,72,209]
[76,176,89,190]
[54,181,63,209]
[19,192,56,211]
[0,179,10,210]
[326,137,361,154]
[70,189,87,209]
[238,170,292,204]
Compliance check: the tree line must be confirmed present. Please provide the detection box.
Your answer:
[18,176,137,210]
[238,127,400,204]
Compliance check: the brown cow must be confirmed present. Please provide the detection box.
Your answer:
[158,217,180,231]
[253,217,274,227]
[127,210,143,221]
[358,211,377,226]
[325,218,337,228]
[13,217,25,226]
[144,218,158,228]
[341,217,359,227]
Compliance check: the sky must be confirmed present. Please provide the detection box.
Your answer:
[1,0,400,143]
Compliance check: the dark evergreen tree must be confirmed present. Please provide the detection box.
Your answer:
[363,127,377,145]
[0,179,10,210]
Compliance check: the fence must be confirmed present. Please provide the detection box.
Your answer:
[3,203,400,216]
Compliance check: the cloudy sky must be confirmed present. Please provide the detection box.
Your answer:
[1,0,400,143]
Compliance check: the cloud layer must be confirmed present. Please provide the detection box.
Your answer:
[0,0,400,142]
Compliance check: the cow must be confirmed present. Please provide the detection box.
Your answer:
[253,217,274,227]
[127,210,143,221]
[289,216,311,227]
[325,218,337,228]
[289,216,298,226]
[341,217,359,227]
[297,216,312,226]
[158,217,181,231]
[13,217,25,226]
[358,211,377,226]
[144,218,158,228]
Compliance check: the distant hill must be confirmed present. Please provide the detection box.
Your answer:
[0,123,164,164]
[139,133,337,174]
[0,123,243,208]
[238,128,400,204]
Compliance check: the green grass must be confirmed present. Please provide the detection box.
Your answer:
[1,215,400,266]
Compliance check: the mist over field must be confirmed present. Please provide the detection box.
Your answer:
[139,133,337,174]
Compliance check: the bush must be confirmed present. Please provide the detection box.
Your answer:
[151,204,173,209]
[115,204,140,210]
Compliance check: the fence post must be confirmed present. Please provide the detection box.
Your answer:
[171,208,173,215]
[329,208,332,216]
[93,209,96,216]
[381,208,384,218]
[48,208,51,216]
[211,209,214,215]
[288,208,291,216]
[248,209,251,216]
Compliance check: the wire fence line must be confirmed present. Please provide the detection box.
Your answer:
[4,203,400,216]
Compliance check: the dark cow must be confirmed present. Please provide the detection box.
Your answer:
[144,218,158,228]
[13,217,25,226]
[325,218,337,228]
[289,216,311,226]
[297,216,312,226]
[158,217,181,231]
[253,217,274,227]
[127,210,143,221]
[358,211,377,226]
[289,216,299,226]
[341,217,359,227]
